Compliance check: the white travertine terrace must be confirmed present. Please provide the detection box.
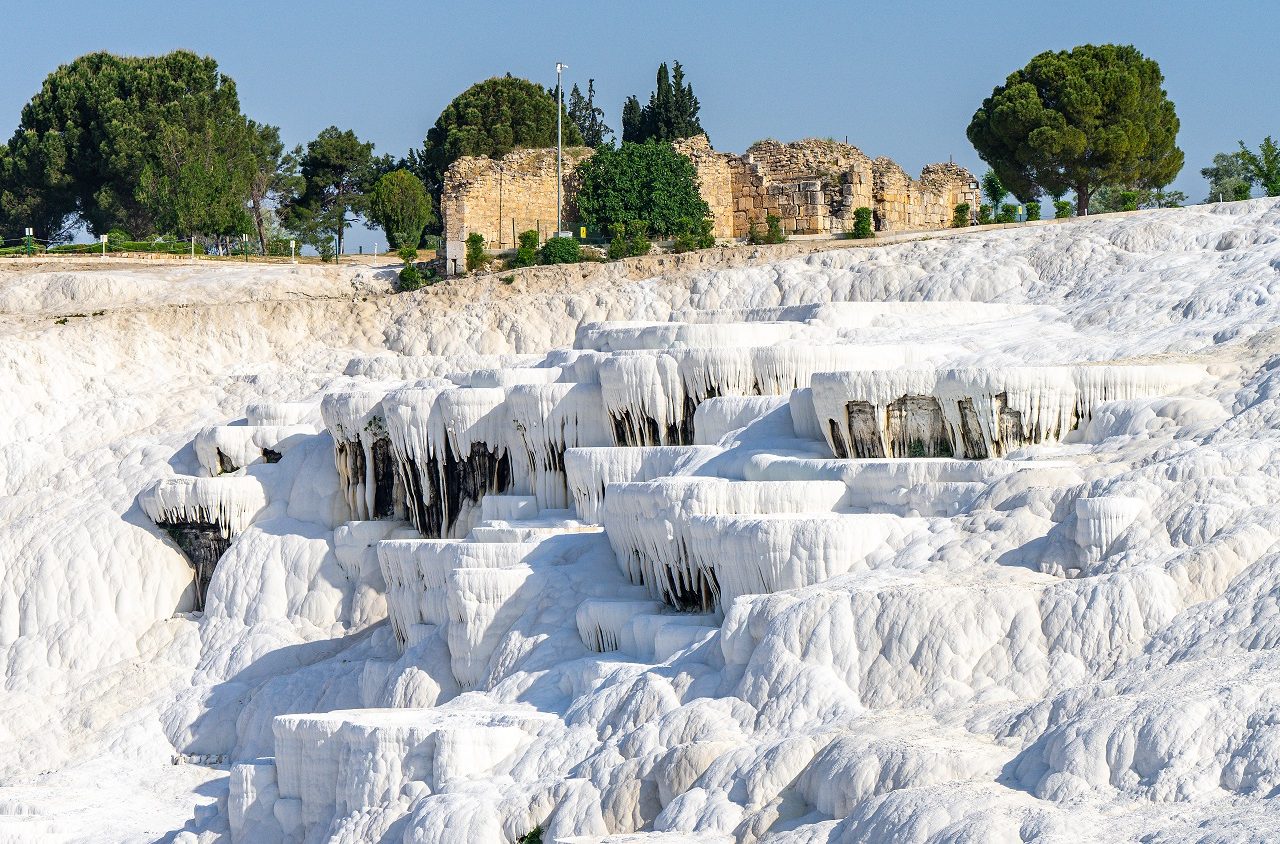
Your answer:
[194,424,317,475]
[139,475,269,539]
[12,201,1280,842]
[812,364,1208,459]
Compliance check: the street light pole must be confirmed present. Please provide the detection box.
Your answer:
[556,61,567,237]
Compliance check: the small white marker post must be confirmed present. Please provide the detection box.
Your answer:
[24,228,33,260]
[100,234,108,258]
[191,237,195,260]
[290,239,296,264]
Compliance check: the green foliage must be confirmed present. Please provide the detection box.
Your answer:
[1201,151,1252,203]
[745,218,765,245]
[568,80,613,148]
[516,828,543,844]
[1025,201,1041,222]
[1053,200,1073,218]
[980,170,1007,211]
[397,244,418,264]
[996,203,1019,223]
[283,127,376,256]
[418,75,582,193]
[765,214,786,244]
[978,204,993,225]
[967,44,1184,216]
[673,217,715,253]
[398,264,424,291]
[952,203,971,228]
[511,229,540,268]
[605,221,651,258]
[538,235,581,265]
[0,50,269,242]
[1238,136,1280,197]
[465,232,488,272]
[621,61,705,143]
[852,207,873,239]
[607,234,629,260]
[575,142,709,237]
[369,169,435,250]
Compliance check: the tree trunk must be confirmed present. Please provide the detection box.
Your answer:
[1076,184,1090,217]
[251,195,267,255]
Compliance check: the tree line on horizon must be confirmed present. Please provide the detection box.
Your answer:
[0,46,1275,257]
[0,53,707,257]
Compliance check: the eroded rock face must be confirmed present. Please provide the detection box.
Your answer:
[156,523,229,610]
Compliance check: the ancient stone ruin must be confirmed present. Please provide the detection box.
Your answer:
[441,134,979,271]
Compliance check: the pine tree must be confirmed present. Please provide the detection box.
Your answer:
[568,80,613,148]
[621,96,644,143]
[622,61,706,144]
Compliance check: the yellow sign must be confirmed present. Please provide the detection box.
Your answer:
[579,226,587,239]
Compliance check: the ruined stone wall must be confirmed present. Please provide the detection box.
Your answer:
[671,136,736,239]
[442,146,594,271]
[440,136,977,270]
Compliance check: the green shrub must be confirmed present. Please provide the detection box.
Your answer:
[607,233,629,260]
[1024,201,1041,222]
[398,264,424,291]
[745,218,765,245]
[852,207,873,239]
[575,142,710,237]
[1119,190,1139,212]
[978,204,993,225]
[996,203,1018,224]
[765,214,786,244]
[539,236,581,265]
[511,229,540,268]
[397,245,418,265]
[1232,182,1253,201]
[516,828,543,844]
[1053,200,1073,218]
[673,217,715,253]
[627,220,650,257]
[952,203,971,228]
[465,232,488,272]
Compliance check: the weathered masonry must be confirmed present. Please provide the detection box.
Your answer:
[441,135,978,271]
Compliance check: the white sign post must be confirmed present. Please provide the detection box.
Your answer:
[100,234,108,258]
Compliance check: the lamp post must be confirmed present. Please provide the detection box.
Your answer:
[556,61,567,237]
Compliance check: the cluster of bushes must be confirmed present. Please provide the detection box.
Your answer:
[608,221,652,259]
[673,217,715,253]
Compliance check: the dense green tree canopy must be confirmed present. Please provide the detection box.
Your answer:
[574,141,709,237]
[1201,152,1252,203]
[621,61,705,144]
[368,169,435,249]
[967,44,1183,215]
[283,127,376,257]
[418,75,581,193]
[1239,137,1280,197]
[1,50,262,240]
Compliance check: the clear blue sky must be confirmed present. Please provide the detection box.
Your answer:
[3,0,1276,249]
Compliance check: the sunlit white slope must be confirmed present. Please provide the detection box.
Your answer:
[1,199,1279,842]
